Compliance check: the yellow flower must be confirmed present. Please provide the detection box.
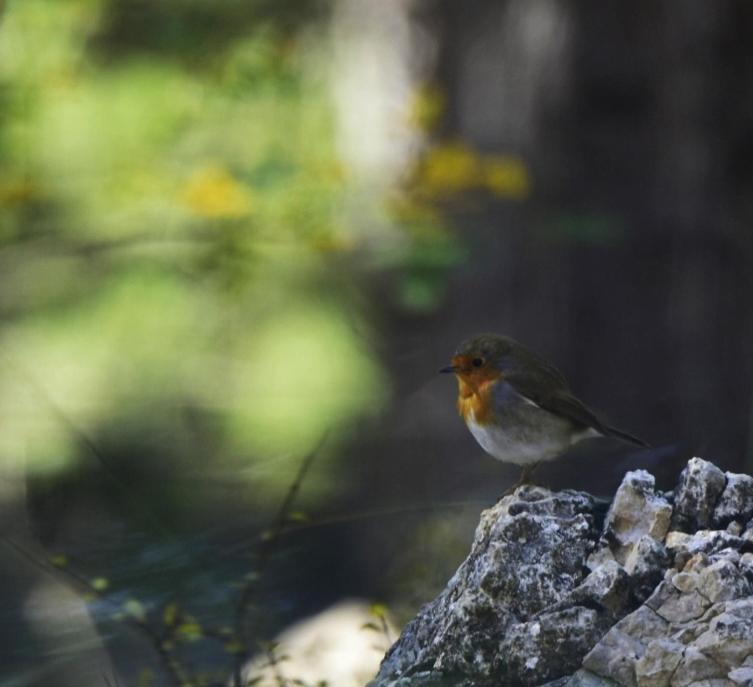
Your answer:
[420,141,480,194]
[482,156,531,200]
[181,165,253,218]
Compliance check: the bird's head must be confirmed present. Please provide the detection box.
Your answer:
[439,334,517,392]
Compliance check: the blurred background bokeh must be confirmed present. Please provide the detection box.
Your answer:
[2,0,753,685]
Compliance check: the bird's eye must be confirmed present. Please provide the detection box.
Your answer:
[472,357,484,367]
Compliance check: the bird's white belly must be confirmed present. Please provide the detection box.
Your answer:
[466,403,599,465]
[466,417,562,465]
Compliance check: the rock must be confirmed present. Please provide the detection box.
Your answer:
[697,556,752,603]
[693,599,753,670]
[713,473,753,528]
[562,670,620,686]
[581,605,668,687]
[623,535,672,602]
[600,471,672,565]
[497,607,607,685]
[633,637,684,686]
[728,666,753,686]
[671,645,726,686]
[375,458,753,687]
[376,487,603,686]
[645,575,713,624]
[666,530,748,574]
[582,551,753,687]
[727,521,744,536]
[570,560,633,616]
[671,458,726,532]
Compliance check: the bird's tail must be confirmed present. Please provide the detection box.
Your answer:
[602,423,651,448]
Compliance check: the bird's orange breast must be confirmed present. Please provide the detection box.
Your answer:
[455,371,502,425]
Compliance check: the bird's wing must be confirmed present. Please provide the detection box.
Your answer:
[543,391,649,447]
[505,368,603,431]
[505,368,649,448]
[539,390,609,433]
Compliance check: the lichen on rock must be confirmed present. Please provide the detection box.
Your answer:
[373,457,753,687]
[671,458,726,532]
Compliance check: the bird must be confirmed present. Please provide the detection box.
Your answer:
[440,333,648,487]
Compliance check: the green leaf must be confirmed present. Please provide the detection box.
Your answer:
[223,640,245,654]
[162,602,179,627]
[90,577,109,592]
[49,554,68,568]
[369,602,388,618]
[123,599,147,623]
[287,510,309,522]
[176,619,203,642]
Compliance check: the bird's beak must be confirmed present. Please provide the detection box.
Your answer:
[439,365,457,374]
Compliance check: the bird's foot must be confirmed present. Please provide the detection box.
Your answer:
[498,479,524,500]
[498,463,541,500]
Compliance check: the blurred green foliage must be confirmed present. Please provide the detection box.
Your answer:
[0,0,400,499]
[0,0,529,507]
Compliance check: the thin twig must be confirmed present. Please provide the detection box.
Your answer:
[378,612,393,647]
[266,643,288,687]
[2,537,92,593]
[232,432,329,687]
[221,499,485,555]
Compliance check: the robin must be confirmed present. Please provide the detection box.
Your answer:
[440,333,648,486]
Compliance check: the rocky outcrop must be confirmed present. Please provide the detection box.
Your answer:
[374,458,753,687]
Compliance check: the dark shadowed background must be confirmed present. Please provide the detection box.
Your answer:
[2,1,753,685]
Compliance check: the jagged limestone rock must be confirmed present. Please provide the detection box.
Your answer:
[376,487,604,686]
[671,458,726,532]
[623,535,672,601]
[599,470,672,565]
[375,458,753,687]
[581,550,753,686]
[713,472,753,529]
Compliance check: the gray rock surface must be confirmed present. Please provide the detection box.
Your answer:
[375,458,753,687]
[671,458,726,532]
[713,472,753,529]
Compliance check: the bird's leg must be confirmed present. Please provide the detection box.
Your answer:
[519,461,541,485]
[498,462,541,500]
